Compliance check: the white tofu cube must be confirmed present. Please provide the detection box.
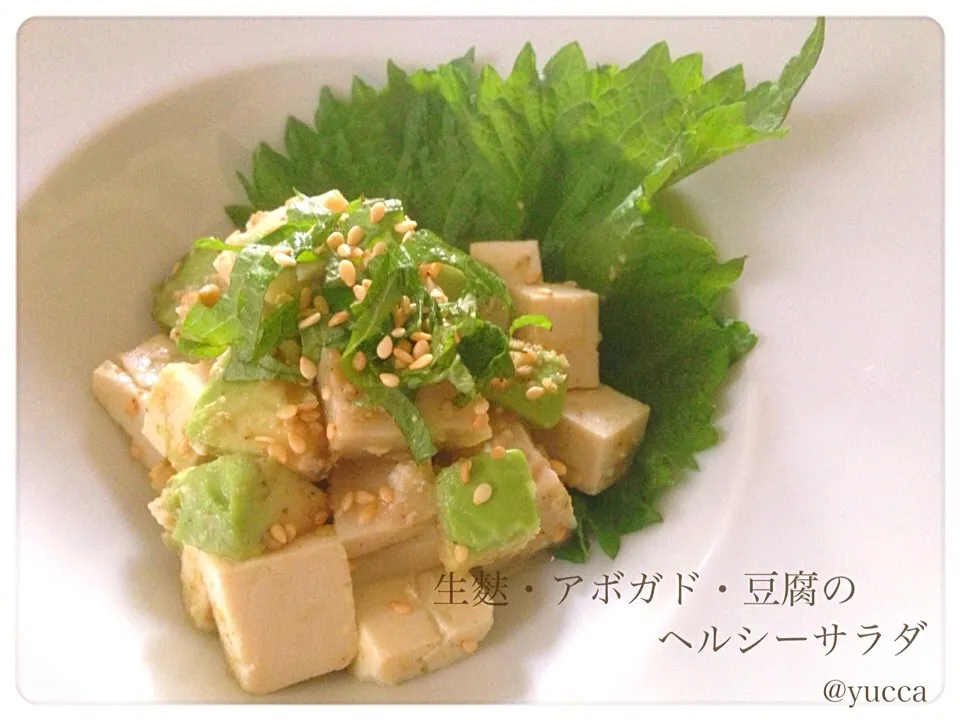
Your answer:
[415,382,492,448]
[531,385,651,495]
[330,455,436,558]
[349,523,441,585]
[350,569,493,685]
[513,283,600,389]
[91,360,163,468]
[142,362,210,471]
[180,545,215,633]
[195,528,358,695]
[118,334,181,390]
[469,240,543,287]
[318,349,405,458]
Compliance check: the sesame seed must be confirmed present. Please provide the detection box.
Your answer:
[516,365,535,377]
[453,544,469,564]
[362,278,372,289]
[358,503,377,525]
[401,231,413,244]
[328,310,349,327]
[254,435,276,443]
[298,312,322,330]
[355,490,377,505]
[338,260,357,286]
[288,433,307,455]
[410,331,432,342]
[299,287,312,309]
[379,372,400,388]
[519,350,539,366]
[460,639,479,653]
[458,459,472,484]
[542,377,558,392]
[526,385,546,400]
[412,340,430,359]
[336,243,352,258]
[408,353,434,371]
[267,443,288,463]
[401,295,412,315]
[353,284,367,301]
[320,189,348,213]
[284,523,297,542]
[473,397,490,414]
[276,404,299,420]
[376,335,394,359]
[274,252,297,267]
[314,510,330,526]
[379,486,395,503]
[369,201,386,224]
[313,296,330,314]
[320,385,332,401]
[298,395,319,411]
[430,287,447,302]
[352,351,367,372]
[549,459,568,477]
[300,409,322,422]
[394,218,417,233]
[390,327,406,338]
[124,397,139,417]
[347,225,365,246]
[552,528,568,543]
[351,246,363,259]
[326,422,338,441]
[392,348,414,366]
[490,445,506,459]
[299,356,318,380]
[390,600,412,615]
[371,241,388,257]
[198,283,221,307]
[339,491,355,513]
[269,523,288,545]
[472,483,493,505]
[326,230,345,249]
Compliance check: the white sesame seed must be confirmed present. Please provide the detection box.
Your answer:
[338,260,357,287]
[408,353,434,371]
[326,422,338,441]
[269,523,288,545]
[542,377,558,392]
[394,218,417,233]
[298,312,322,330]
[390,600,412,615]
[347,225,365,246]
[412,340,430,359]
[392,348,414,365]
[314,510,330,526]
[273,252,297,267]
[339,491,354,513]
[362,278,372,289]
[299,287,312,309]
[320,189,348,213]
[376,335,394,359]
[336,243,352,258]
[254,435,276,443]
[391,327,406,338]
[299,356,318,380]
[326,230,345,249]
[313,296,330,314]
[355,490,377,505]
[549,459,568,476]
[379,372,400,388]
[459,459,472,484]
[353,284,367,301]
[300,409,322,423]
[288,433,307,455]
[453,544,469,564]
[352,351,367,372]
[328,310,349,327]
[298,395,319,411]
[371,241,388,257]
[369,201,386,224]
[267,443,288,464]
[473,397,490,414]
[401,230,413,244]
[410,331,432,342]
[379,486,395,503]
[276,404,299,420]
[430,287,447,302]
[526,385,546,400]
[491,445,507,459]
[516,365,535,377]
[320,385,332,401]
[473,482,493,505]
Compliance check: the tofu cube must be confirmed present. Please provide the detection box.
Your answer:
[349,523,442,585]
[513,283,600,389]
[180,545,215,633]
[142,362,210,471]
[469,240,543,287]
[531,385,651,495]
[195,528,358,695]
[118,334,182,391]
[350,569,493,685]
[330,454,437,558]
[91,360,163,468]
[415,382,492,448]
[318,349,405,458]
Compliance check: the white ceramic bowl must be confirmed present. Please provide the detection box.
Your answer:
[17,17,943,703]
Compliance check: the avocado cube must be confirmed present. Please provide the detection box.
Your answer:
[318,349,406,458]
[118,333,182,391]
[513,283,600,389]
[349,523,441,585]
[91,360,164,469]
[415,381,492,449]
[148,453,326,561]
[469,240,543,287]
[483,339,567,428]
[186,375,331,479]
[193,527,358,694]
[142,362,210,471]
[435,449,539,572]
[350,569,493,685]
[329,454,436,558]
[152,247,220,329]
[530,385,651,495]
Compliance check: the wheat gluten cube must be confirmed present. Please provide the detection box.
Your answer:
[416,381,492,448]
[349,523,442,584]
[91,360,163,468]
[118,334,182,390]
[469,240,543,287]
[142,362,209,471]
[196,528,358,695]
[513,283,600,389]
[350,569,493,685]
[318,349,405,458]
[330,454,437,558]
[531,385,651,495]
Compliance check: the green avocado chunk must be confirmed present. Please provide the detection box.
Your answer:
[435,449,539,555]
[155,453,325,561]
[483,339,568,428]
[152,248,220,329]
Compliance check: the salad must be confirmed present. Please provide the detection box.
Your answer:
[91,20,823,695]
